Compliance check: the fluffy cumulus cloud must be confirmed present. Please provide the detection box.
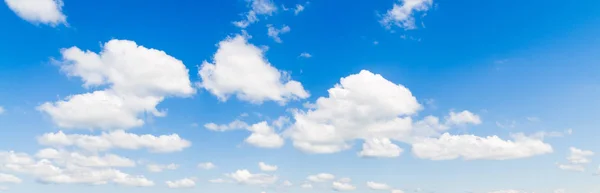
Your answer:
[245,122,285,148]
[0,151,153,187]
[4,0,67,26]
[198,35,309,104]
[358,138,403,158]
[0,173,21,184]
[267,24,291,43]
[38,130,191,153]
[146,163,178,172]
[166,178,196,188]
[233,0,277,28]
[557,147,594,172]
[307,173,335,182]
[281,70,553,161]
[38,39,195,130]
[258,162,278,172]
[227,170,278,185]
[366,181,391,190]
[332,178,356,191]
[285,70,421,154]
[412,133,553,160]
[380,0,433,30]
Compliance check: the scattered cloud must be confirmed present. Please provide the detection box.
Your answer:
[307,173,335,182]
[294,4,305,15]
[5,0,67,26]
[198,162,216,170]
[412,133,553,160]
[233,0,277,28]
[299,52,312,58]
[198,34,309,104]
[146,163,178,172]
[0,150,153,187]
[332,178,356,191]
[258,162,278,172]
[38,39,195,130]
[267,24,291,43]
[380,0,433,30]
[38,130,191,153]
[204,120,249,132]
[0,173,21,184]
[227,170,278,185]
[557,147,594,172]
[366,181,391,190]
[166,178,196,188]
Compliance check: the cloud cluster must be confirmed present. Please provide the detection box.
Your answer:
[380,0,433,30]
[39,39,195,130]
[557,147,594,172]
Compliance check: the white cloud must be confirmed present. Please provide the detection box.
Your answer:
[245,122,285,148]
[566,147,594,164]
[39,39,194,130]
[198,35,309,104]
[204,120,249,132]
[0,173,21,184]
[0,151,153,187]
[197,162,216,170]
[258,162,278,172]
[301,182,313,188]
[38,130,191,153]
[166,178,196,188]
[208,178,228,183]
[299,52,312,58]
[445,110,482,126]
[35,148,135,168]
[146,163,178,172]
[366,181,391,190]
[332,178,356,191]
[4,0,66,26]
[307,173,335,182]
[227,170,278,185]
[380,0,433,30]
[0,106,4,115]
[285,70,421,154]
[557,147,594,172]
[294,4,305,15]
[412,133,553,160]
[358,138,403,158]
[233,0,277,28]
[267,24,291,43]
[488,190,529,193]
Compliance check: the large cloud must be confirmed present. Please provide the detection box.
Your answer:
[4,0,66,26]
[285,70,421,154]
[283,70,552,160]
[198,35,309,104]
[38,39,195,130]
[38,130,191,153]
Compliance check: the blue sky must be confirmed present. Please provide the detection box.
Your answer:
[0,0,600,193]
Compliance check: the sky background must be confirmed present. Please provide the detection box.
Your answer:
[0,0,600,193]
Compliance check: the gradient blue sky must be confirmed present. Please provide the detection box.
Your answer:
[1,0,600,193]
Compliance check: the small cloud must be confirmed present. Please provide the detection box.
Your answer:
[190,123,199,127]
[198,162,216,170]
[267,24,291,43]
[526,117,540,122]
[294,4,305,15]
[373,41,379,45]
[0,106,4,114]
[496,120,516,129]
[299,52,312,58]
